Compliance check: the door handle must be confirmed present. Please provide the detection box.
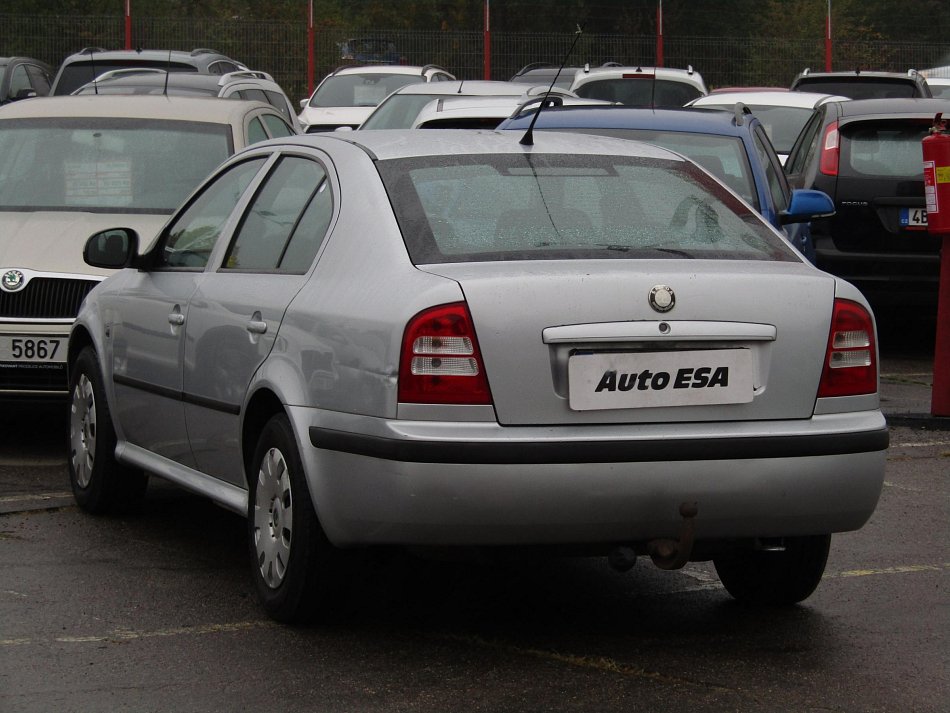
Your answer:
[246,320,267,335]
[168,312,185,326]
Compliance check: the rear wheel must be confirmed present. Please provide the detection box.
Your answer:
[713,535,831,605]
[68,346,148,514]
[248,414,341,623]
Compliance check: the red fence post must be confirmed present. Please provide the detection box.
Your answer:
[124,0,132,50]
[656,1,664,67]
[483,0,491,81]
[307,0,315,95]
[825,0,832,71]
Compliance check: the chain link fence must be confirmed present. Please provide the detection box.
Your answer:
[3,14,948,102]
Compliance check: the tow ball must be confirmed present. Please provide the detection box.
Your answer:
[647,502,699,570]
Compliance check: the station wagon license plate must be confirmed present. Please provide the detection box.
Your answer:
[900,207,928,229]
[568,349,753,410]
[0,336,66,363]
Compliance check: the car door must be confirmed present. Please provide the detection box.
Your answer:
[182,151,335,485]
[110,157,267,466]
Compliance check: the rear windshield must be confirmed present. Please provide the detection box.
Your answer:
[794,78,919,99]
[841,120,930,178]
[378,153,793,264]
[574,78,704,107]
[537,128,758,209]
[308,74,423,108]
[54,61,198,95]
[360,93,441,130]
[0,117,232,213]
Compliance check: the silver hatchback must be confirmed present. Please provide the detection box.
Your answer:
[68,129,888,622]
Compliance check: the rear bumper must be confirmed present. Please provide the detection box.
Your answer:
[292,407,888,548]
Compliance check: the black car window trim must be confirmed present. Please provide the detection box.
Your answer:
[150,156,272,271]
[219,154,333,274]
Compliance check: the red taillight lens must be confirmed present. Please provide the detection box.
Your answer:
[817,299,877,398]
[398,302,493,405]
[819,120,839,176]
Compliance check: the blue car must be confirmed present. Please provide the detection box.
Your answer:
[498,105,833,262]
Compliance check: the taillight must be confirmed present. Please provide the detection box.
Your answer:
[398,302,493,405]
[817,299,877,398]
[819,120,839,176]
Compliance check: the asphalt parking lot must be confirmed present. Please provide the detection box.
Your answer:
[0,319,947,712]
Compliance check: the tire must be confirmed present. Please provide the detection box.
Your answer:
[713,534,831,606]
[68,347,148,514]
[248,413,341,624]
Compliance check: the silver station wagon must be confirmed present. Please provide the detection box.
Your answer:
[68,129,888,623]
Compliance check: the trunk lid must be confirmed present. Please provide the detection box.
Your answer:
[420,260,836,425]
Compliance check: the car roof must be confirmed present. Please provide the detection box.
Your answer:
[411,96,610,128]
[829,97,949,118]
[76,70,278,93]
[0,94,273,122]
[60,47,237,63]
[286,127,686,163]
[691,90,848,108]
[497,105,752,137]
[0,56,53,70]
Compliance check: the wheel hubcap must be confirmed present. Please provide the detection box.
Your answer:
[253,447,293,589]
[69,374,96,488]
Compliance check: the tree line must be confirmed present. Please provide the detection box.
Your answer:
[6,1,947,44]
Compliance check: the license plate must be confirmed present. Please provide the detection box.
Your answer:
[568,349,753,410]
[900,207,928,229]
[0,336,66,363]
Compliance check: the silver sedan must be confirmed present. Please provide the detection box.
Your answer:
[68,129,888,623]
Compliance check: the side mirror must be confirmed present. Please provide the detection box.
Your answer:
[299,98,309,108]
[13,88,38,101]
[333,125,354,132]
[84,228,139,269]
[780,189,836,224]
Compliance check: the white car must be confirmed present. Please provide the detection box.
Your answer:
[298,64,455,132]
[360,80,576,130]
[410,94,610,129]
[688,90,849,164]
[571,64,707,107]
[0,95,295,398]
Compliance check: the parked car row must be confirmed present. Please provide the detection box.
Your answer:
[5,45,944,624]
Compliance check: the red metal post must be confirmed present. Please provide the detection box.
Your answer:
[934,235,950,415]
[656,1,664,68]
[124,0,132,50]
[307,0,315,95]
[483,0,491,81]
[825,0,832,71]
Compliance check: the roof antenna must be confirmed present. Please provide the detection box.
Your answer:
[520,24,583,147]
[163,50,171,96]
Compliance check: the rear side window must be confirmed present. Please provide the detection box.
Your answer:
[841,120,930,178]
[378,153,794,264]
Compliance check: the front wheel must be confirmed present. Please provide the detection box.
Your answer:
[248,413,341,623]
[68,347,148,514]
[713,535,831,605]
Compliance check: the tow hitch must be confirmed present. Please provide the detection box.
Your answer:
[647,502,698,570]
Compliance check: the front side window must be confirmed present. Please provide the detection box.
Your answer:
[0,118,232,213]
[223,156,332,273]
[360,93,440,130]
[379,153,794,265]
[159,158,266,269]
[261,114,294,138]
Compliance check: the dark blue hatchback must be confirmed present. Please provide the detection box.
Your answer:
[498,105,834,262]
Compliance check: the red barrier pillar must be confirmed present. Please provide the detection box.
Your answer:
[124,0,132,50]
[656,1,664,68]
[933,234,950,416]
[307,0,315,94]
[483,0,491,81]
